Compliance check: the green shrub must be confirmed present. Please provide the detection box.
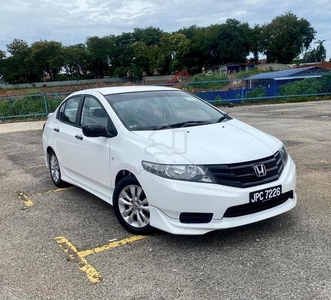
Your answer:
[0,94,62,118]
[280,74,331,95]
[187,74,229,91]
[192,73,228,82]
[245,85,266,98]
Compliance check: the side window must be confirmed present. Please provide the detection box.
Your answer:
[81,96,109,129]
[57,97,81,125]
[57,101,66,120]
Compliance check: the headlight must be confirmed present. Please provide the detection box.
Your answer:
[142,161,216,183]
[279,145,288,167]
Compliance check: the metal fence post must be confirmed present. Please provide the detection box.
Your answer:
[8,98,13,116]
[43,93,48,115]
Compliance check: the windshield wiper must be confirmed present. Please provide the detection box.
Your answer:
[165,120,211,129]
[216,116,227,123]
[215,113,232,123]
[151,121,211,130]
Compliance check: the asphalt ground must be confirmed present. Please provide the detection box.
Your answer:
[0,101,330,300]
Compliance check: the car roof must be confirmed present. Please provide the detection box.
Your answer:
[72,85,179,96]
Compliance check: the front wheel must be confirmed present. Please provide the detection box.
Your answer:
[113,176,154,235]
[48,151,67,188]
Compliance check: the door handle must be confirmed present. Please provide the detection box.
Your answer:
[54,128,60,132]
[75,135,83,140]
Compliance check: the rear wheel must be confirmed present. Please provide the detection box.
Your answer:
[113,176,154,235]
[48,151,67,188]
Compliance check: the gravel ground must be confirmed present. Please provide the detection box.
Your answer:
[0,100,330,300]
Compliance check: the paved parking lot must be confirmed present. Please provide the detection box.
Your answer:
[0,101,330,300]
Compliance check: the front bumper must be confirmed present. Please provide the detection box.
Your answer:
[137,157,297,235]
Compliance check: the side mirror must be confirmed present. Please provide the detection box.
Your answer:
[82,124,113,138]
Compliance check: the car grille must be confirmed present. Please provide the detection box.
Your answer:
[223,191,294,218]
[204,151,284,188]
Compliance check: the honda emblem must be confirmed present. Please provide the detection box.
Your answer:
[254,164,267,177]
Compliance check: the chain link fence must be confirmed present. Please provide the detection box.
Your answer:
[1,77,330,120]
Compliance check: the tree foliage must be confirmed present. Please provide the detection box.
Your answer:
[261,12,316,63]
[0,50,6,60]
[303,40,327,63]
[0,12,323,84]
[314,40,327,62]
[3,39,33,83]
[280,75,331,95]
[63,44,89,78]
[86,36,115,78]
[30,40,64,81]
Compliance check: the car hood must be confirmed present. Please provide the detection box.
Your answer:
[132,119,282,165]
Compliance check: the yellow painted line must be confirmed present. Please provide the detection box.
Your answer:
[79,235,148,257]
[17,192,34,207]
[54,235,149,284]
[34,186,73,197]
[44,187,73,195]
[54,236,77,261]
[55,236,103,284]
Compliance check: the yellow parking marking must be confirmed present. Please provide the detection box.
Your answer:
[55,235,149,284]
[55,236,102,283]
[17,192,34,207]
[79,235,148,257]
[17,187,72,208]
[34,186,73,196]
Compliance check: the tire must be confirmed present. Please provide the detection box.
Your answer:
[113,176,154,235]
[48,151,67,188]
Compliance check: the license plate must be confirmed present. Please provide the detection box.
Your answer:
[249,185,282,203]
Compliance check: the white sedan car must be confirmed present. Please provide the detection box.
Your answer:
[42,86,296,235]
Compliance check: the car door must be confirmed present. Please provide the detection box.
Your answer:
[54,95,84,179]
[73,95,113,197]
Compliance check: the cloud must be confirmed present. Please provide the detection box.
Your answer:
[0,0,330,59]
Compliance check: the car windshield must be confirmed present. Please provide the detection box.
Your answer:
[105,90,230,131]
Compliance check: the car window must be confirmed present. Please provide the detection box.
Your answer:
[57,101,66,120]
[105,90,229,131]
[57,97,81,125]
[171,97,211,120]
[81,96,109,129]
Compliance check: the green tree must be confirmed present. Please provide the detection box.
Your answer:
[130,27,165,75]
[261,12,316,63]
[177,26,207,74]
[202,19,252,67]
[132,27,164,46]
[112,33,135,77]
[63,44,89,78]
[86,36,114,78]
[2,39,36,83]
[131,41,150,75]
[158,33,190,74]
[0,50,5,60]
[303,48,317,62]
[249,25,263,64]
[30,40,64,81]
[302,39,327,63]
[0,50,6,79]
[315,39,326,61]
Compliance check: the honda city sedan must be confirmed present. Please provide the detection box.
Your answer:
[42,86,297,235]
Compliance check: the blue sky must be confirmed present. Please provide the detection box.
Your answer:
[1,0,330,60]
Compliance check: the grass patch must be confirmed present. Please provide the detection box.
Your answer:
[0,94,63,119]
